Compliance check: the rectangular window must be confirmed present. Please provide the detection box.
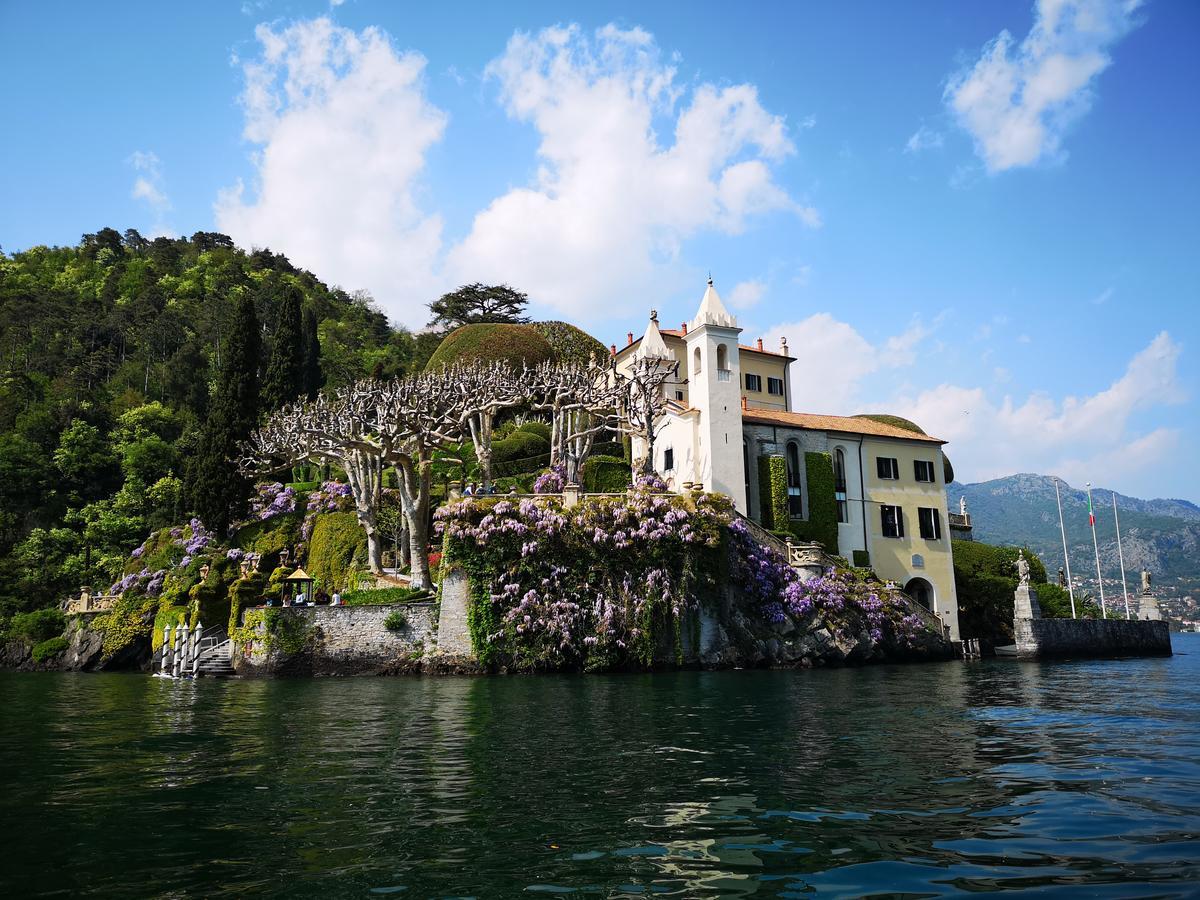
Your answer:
[675,390,684,401]
[837,498,848,524]
[880,504,904,538]
[767,377,785,396]
[914,460,935,483]
[663,448,674,471]
[876,457,899,480]
[918,507,942,540]
[745,373,762,392]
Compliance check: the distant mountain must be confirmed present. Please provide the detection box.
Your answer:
[947,474,1200,617]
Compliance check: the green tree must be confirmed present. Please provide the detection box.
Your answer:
[427,283,529,331]
[53,420,120,502]
[189,293,261,534]
[301,306,323,400]
[262,283,304,410]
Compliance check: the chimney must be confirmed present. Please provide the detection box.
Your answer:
[627,332,634,346]
[681,322,688,335]
[610,344,617,357]
[756,337,764,351]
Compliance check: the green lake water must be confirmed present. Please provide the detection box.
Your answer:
[3,635,1200,897]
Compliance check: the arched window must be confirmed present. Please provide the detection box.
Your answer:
[693,346,702,375]
[716,343,728,372]
[786,441,803,518]
[834,447,848,523]
[904,577,934,612]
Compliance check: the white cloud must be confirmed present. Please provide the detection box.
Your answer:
[1091,285,1114,304]
[905,126,944,153]
[893,331,1184,487]
[216,17,447,326]
[447,24,815,321]
[761,313,937,412]
[729,279,766,309]
[945,0,1143,172]
[128,151,174,237]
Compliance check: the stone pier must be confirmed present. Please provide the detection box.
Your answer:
[1011,583,1171,659]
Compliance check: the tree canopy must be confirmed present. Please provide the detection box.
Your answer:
[426,283,530,330]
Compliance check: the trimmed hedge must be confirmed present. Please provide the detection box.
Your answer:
[514,421,552,442]
[532,320,607,363]
[425,323,555,370]
[308,512,368,592]
[493,431,549,464]
[582,455,631,493]
[852,549,871,568]
[342,586,429,606]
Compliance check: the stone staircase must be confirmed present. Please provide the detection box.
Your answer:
[194,635,235,678]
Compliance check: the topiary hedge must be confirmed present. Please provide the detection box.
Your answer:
[514,420,552,442]
[308,512,367,592]
[532,321,607,363]
[425,323,556,371]
[582,455,631,493]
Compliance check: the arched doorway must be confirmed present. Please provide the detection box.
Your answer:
[904,577,934,611]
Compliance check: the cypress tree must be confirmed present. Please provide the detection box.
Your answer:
[262,283,304,411]
[189,292,261,534]
[301,306,323,400]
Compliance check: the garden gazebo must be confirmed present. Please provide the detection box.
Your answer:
[285,568,315,606]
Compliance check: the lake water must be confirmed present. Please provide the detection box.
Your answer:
[3,636,1200,898]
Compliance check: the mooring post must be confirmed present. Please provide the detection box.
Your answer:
[178,622,190,676]
[171,625,182,678]
[191,622,203,676]
[161,625,172,674]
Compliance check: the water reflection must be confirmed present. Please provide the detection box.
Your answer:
[2,639,1199,897]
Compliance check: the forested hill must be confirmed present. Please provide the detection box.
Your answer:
[947,474,1200,596]
[0,227,438,615]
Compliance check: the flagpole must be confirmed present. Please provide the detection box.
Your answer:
[1113,492,1131,619]
[1055,478,1076,618]
[1086,482,1106,617]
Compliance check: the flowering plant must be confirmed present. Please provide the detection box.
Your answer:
[532,464,565,495]
[249,482,297,521]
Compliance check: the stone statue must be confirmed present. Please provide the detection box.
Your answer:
[199,563,211,581]
[959,496,968,517]
[1058,567,1067,588]
[1015,551,1030,587]
[1141,569,1152,594]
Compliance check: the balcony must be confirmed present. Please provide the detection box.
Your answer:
[716,368,732,382]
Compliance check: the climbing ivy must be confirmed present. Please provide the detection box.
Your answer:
[788,452,839,552]
[757,454,788,531]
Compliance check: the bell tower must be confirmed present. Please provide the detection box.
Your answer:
[683,277,747,512]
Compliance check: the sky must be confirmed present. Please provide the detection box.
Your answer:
[2,0,1197,500]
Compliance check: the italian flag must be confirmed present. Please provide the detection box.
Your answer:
[1088,495,1095,527]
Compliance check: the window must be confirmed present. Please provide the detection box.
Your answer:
[786,441,803,518]
[716,343,728,371]
[876,457,899,480]
[692,346,701,375]
[767,377,784,396]
[880,504,904,538]
[745,373,762,392]
[914,460,935,483]
[834,447,848,523]
[675,390,684,401]
[918,507,942,540]
[663,448,674,472]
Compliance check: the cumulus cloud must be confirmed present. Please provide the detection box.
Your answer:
[729,279,766,310]
[447,24,815,321]
[128,151,174,237]
[945,0,1143,172]
[760,313,937,412]
[893,331,1184,487]
[216,17,447,326]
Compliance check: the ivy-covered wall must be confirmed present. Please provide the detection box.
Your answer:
[789,452,839,553]
[756,455,788,531]
[307,512,367,592]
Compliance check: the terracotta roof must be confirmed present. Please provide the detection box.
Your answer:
[742,408,946,444]
[616,329,794,359]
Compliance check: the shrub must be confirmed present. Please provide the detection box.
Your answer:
[492,431,552,477]
[32,636,69,662]
[425,323,555,370]
[852,549,871,568]
[383,610,407,632]
[789,452,838,552]
[952,540,1049,641]
[531,320,607,363]
[9,608,65,643]
[308,512,367,592]
[514,420,552,442]
[582,455,630,493]
[757,455,788,531]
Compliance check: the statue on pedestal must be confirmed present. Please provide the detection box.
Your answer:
[959,496,968,517]
[1141,569,1152,595]
[1058,567,1067,588]
[1015,550,1030,587]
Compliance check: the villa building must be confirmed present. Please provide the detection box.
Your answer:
[615,279,961,639]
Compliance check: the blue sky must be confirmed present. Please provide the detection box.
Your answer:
[2,0,1197,500]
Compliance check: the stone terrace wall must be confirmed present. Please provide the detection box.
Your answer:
[235,603,437,676]
[1014,617,1171,660]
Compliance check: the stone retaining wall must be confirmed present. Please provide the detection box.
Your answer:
[1014,616,1171,659]
[234,603,437,676]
